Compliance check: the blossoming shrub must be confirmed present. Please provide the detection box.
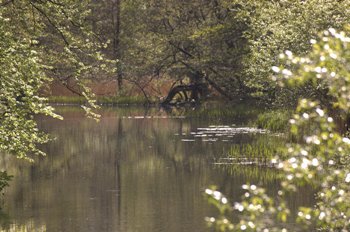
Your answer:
[206,27,350,231]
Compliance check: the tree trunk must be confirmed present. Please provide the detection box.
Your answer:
[112,0,122,91]
[161,83,207,106]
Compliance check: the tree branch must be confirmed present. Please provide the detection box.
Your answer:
[168,41,233,100]
[124,78,151,104]
[29,2,70,46]
[0,0,13,7]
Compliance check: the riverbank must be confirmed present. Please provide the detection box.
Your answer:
[48,95,152,106]
[48,99,292,134]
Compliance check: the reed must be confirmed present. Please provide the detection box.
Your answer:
[253,109,291,132]
[225,135,287,162]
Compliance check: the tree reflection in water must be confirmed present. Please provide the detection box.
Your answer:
[0,106,314,232]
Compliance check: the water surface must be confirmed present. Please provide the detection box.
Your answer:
[0,106,314,231]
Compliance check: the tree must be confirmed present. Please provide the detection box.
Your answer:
[90,0,123,90]
[132,0,242,102]
[113,0,350,103]
[0,0,108,160]
[187,0,350,101]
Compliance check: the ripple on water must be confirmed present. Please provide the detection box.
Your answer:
[180,125,270,143]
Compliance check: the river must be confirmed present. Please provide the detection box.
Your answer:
[0,106,314,231]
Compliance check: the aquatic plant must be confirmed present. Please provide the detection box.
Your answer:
[184,103,264,120]
[227,136,286,161]
[253,110,292,132]
[0,171,12,205]
[0,172,12,194]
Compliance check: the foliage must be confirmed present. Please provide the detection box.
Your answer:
[0,1,110,160]
[63,0,350,102]
[240,0,350,96]
[205,28,350,231]
[119,0,350,101]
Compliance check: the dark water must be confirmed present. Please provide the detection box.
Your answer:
[0,106,314,231]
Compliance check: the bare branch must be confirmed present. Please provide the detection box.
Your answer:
[124,78,151,104]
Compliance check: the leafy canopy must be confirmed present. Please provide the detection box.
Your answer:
[0,0,109,161]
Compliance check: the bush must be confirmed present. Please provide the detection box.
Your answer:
[205,28,350,231]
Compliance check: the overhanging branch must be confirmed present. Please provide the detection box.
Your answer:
[30,2,70,46]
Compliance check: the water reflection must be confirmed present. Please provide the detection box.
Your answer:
[0,106,314,231]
